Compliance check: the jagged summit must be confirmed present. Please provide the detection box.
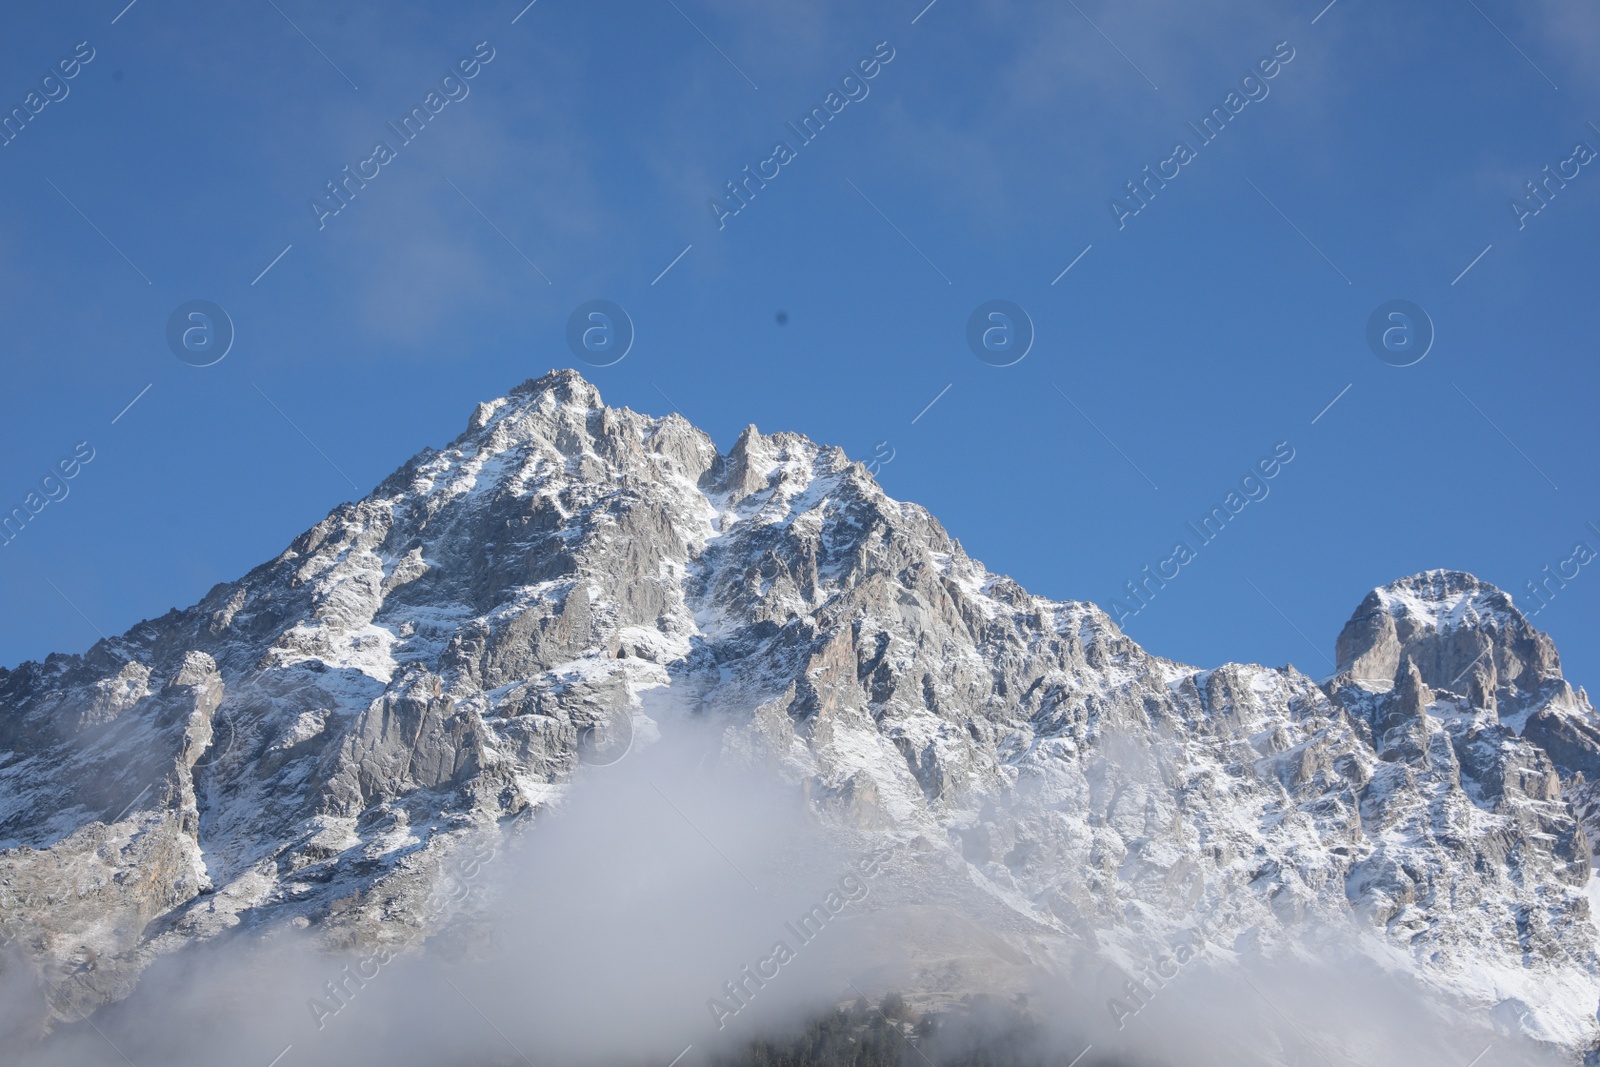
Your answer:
[464,368,605,437]
[1333,568,1578,726]
[5,377,1600,1059]
[512,365,601,399]
[1336,569,1547,686]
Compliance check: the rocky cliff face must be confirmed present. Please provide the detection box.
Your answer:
[3,372,1599,1059]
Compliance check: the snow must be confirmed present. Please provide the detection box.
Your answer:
[1375,574,1516,634]
[9,380,1600,1060]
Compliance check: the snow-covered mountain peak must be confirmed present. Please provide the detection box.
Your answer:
[7,377,1600,1062]
[1328,567,1600,769]
[1335,569,1559,703]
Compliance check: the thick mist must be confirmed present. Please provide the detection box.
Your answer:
[10,720,904,1067]
[6,715,1571,1067]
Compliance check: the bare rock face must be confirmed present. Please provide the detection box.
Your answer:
[1335,570,1566,723]
[4,373,1600,1058]
[1329,570,1600,844]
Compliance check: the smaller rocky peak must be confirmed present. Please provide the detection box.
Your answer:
[717,425,775,501]
[1333,570,1560,710]
[645,412,719,484]
[1329,571,1600,786]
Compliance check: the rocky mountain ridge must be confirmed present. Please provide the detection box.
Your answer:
[3,370,1599,1061]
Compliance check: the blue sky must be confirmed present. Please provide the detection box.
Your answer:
[1,0,1597,688]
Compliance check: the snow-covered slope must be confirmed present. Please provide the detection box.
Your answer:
[3,371,1599,1059]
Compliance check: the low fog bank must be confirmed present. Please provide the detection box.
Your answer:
[4,718,1576,1067]
[9,722,904,1067]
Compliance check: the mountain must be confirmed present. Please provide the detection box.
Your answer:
[3,370,1599,1061]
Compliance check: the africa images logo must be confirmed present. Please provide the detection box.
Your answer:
[309,42,497,230]
[1108,41,1296,230]
[707,41,896,229]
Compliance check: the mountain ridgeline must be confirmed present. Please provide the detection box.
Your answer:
[3,371,1599,1063]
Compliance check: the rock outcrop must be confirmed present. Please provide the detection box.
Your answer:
[3,373,1599,1058]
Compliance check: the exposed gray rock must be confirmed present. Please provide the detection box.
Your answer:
[2,374,1599,1059]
